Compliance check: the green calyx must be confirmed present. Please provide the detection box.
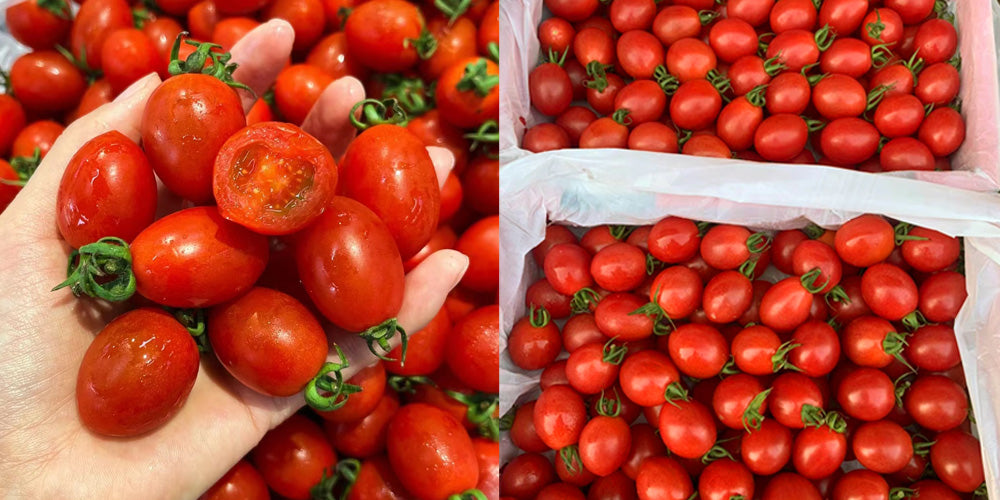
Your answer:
[359,317,408,362]
[448,391,500,441]
[304,345,363,411]
[310,458,361,500]
[387,374,434,394]
[800,267,829,294]
[585,61,613,92]
[167,33,252,95]
[405,28,438,60]
[653,65,679,95]
[455,59,498,97]
[800,404,847,432]
[771,341,802,373]
[602,336,628,365]
[52,237,136,302]
[465,120,499,158]
[559,445,583,474]
[609,225,634,240]
[380,74,433,117]
[663,381,690,407]
[571,287,601,314]
[166,307,210,353]
[349,98,409,131]
[2,147,42,187]
[528,305,550,328]
[434,0,471,24]
[447,490,489,500]
[596,387,622,418]
[38,0,71,20]
[742,388,771,431]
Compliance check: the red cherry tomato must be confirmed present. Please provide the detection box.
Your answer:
[274,64,334,126]
[76,308,198,437]
[199,460,269,500]
[930,431,985,493]
[579,416,632,476]
[446,305,499,393]
[852,420,913,474]
[295,196,404,332]
[5,0,72,50]
[344,0,424,72]
[741,418,793,475]
[437,57,500,129]
[534,384,587,449]
[69,0,133,71]
[324,391,399,458]
[253,414,337,500]
[9,50,86,115]
[132,206,268,308]
[56,131,157,249]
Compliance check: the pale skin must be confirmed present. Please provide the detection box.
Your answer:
[0,20,469,499]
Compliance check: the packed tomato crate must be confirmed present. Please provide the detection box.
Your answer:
[0,0,499,498]
[499,0,1000,191]
[499,155,1000,499]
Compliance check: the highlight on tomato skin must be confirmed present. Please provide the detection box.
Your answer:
[213,121,338,236]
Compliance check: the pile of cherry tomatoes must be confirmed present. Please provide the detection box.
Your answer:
[1,0,500,497]
[522,0,965,172]
[503,214,985,499]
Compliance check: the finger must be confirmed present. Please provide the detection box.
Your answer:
[2,74,162,241]
[426,146,455,189]
[229,19,295,113]
[301,76,366,158]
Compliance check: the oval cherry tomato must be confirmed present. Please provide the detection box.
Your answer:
[500,453,556,499]
[836,367,894,421]
[918,107,965,157]
[793,423,847,479]
[669,323,728,378]
[437,57,500,129]
[325,391,399,458]
[253,414,337,500]
[853,420,913,474]
[650,265,702,321]
[915,62,960,106]
[769,373,823,429]
[274,64,334,126]
[579,416,632,476]
[214,121,337,235]
[835,215,895,267]
[709,18,758,63]
[132,206,269,307]
[614,80,667,125]
[446,304,499,393]
[629,122,679,152]
[76,308,198,437]
[913,19,957,65]
[813,74,866,119]
[718,93,765,152]
[508,310,562,371]
[790,321,840,377]
[306,32,368,80]
[831,469,889,500]
[141,74,246,204]
[344,0,423,72]
[296,196,404,332]
[101,28,163,95]
[755,113,809,162]
[591,242,646,292]
[538,17,575,54]
[636,456,693,500]
[741,418,793,475]
[530,62,573,117]
[69,0,133,71]
[904,374,967,432]
[387,403,478,500]
[759,276,814,332]
[861,8,903,46]
[617,30,663,80]
[880,137,935,172]
[56,130,157,249]
[930,431,985,493]
[860,263,918,321]
[263,0,325,53]
[819,0,868,35]
[208,287,327,397]
[670,79,722,131]
[658,395,716,458]
[534,384,587,450]
[919,271,965,322]
[9,50,86,115]
[712,373,767,429]
[619,350,681,407]
[11,119,63,159]
[5,0,72,50]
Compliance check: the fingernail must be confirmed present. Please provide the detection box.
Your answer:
[450,253,471,289]
[116,74,156,102]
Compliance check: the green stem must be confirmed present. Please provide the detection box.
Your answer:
[359,317,407,362]
[349,98,408,131]
[455,59,497,97]
[52,237,136,302]
[304,345,363,411]
[310,458,361,500]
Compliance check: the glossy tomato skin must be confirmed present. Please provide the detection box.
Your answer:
[132,206,269,308]
[340,124,440,259]
[12,120,63,160]
[741,418,793,475]
[208,287,328,397]
[142,74,246,204]
[906,324,960,371]
[0,95,26,157]
[530,63,573,117]
[763,473,821,500]
[9,51,86,115]
[70,0,133,71]
[295,196,404,332]
[388,403,479,500]
[101,28,164,96]
[214,121,337,235]
[636,456,693,500]
[345,0,423,72]
[56,131,157,249]
[199,460,269,500]
[274,64,333,126]
[263,0,325,53]
[76,308,199,437]
[6,0,72,50]
[852,420,913,474]
[447,305,500,393]
[698,458,754,500]
[759,276,813,332]
[385,306,451,375]
[792,425,847,479]
[861,263,918,321]
[837,367,895,421]
[438,57,500,129]
[344,458,412,500]
[456,215,500,292]
[835,215,895,267]
[657,398,716,459]
[930,431,985,493]
[252,414,337,500]
[307,32,369,81]
[903,374,967,432]
[579,416,632,476]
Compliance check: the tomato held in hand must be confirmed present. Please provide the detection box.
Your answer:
[388,403,479,500]
[76,308,199,437]
[214,121,337,235]
[345,0,424,73]
[208,287,328,397]
[141,73,246,204]
[132,206,268,307]
[296,196,404,334]
[340,124,440,260]
[252,414,337,500]
[199,460,270,500]
[56,131,157,249]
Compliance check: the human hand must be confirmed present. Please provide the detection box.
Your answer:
[0,20,468,499]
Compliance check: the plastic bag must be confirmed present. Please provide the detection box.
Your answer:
[499,151,1000,487]
[499,0,1000,190]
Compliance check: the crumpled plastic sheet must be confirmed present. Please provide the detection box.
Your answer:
[499,0,1000,191]
[499,153,1000,490]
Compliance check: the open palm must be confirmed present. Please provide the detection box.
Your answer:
[0,21,468,499]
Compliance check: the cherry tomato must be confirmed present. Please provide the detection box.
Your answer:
[340,124,440,259]
[915,62,960,106]
[666,38,717,83]
[763,473,821,500]
[264,0,325,53]
[835,214,895,267]
[500,453,556,499]
[755,113,809,161]
[650,265,703,320]
[437,57,500,129]
[880,137,935,172]
[325,391,399,458]
[56,131,157,249]
[904,374,967,432]
[929,431,985,493]
[669,323,728,378]
[712,373,767,429]
[648,217,701,263]
[614,80,667,125]
[523,124,570,152]
[586,73,625,116]
[539,17,575,54]
[11,119,63,159]
[346,456,414,500]
[729,55,775,96]
[527,279,573,319]
[670,79,722,130]
[853,420,913,474]
[213,121,336,235]
[636,456,693,500]
[813,74,866,119]
[759,276,815,332]
[617,30,663,80]
[579,416,632,476]
[918,107,965,157]
[306,32,368,81]
[718,93,765,152]
[132,206,268,307]
[510,401,550,453]
[9,51,86,115]
[709,18,758,63]
[534,384,587,450]
[609,0,655,31]
[530,62,573,117]
[590,242,646,292]
[446,304,499,393]
[860,263,918,321]
[768,373,823,429]
[861,8,903,46]
[344,0,424,72]
[253,414,337,500]
[906,324,960,371]
[619,350,681,407]
[556,106,598,146]
[546,0,599,21]
[871,62,916,98]
[789,321,840,377]
[76,308,198,437]
[913,19,957,65]
[831,469,889,500]
[69,0,133,71]
[5,0,72,50]
[141,74,246,204]
[574,27,615,66]
[199,459,269,500]
[628,122,679,152]
[919,271,966,322]
[101,28,163,96]
[766,29,822,72]
[296,196,404,332]
[273,64,333,126]
[741,418,793,475]
[658,395,716,459]
[819,0,868,35]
